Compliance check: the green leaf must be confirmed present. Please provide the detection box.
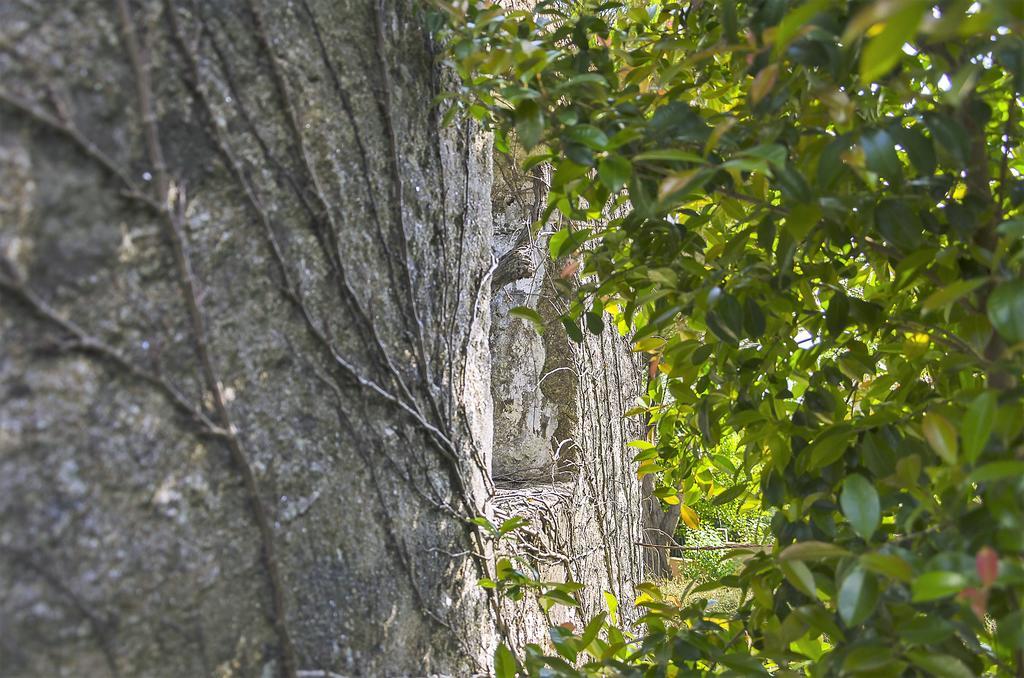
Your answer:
[890,125,936,176]
[840,474,881,540]
[657,168,714,206]
[781,560,818,599]
[861,129,901,181]
[561,317,584,343]
[515,99,544,149]
[774,0,831,56]
[806,426,855,469]
[750,64,779,105]
[509,306,545,334]
[494,642,519,678]
[522,152,553,172]
[911,571,967,602]
[842,644,896,674]
[598,153,632,192]
[779,541,851,561]
[743,297,766,338]
[875,199,921,251]
[548,227,592,259]
[719,0,737,40]
[566,124,608,150]
[860,553,912,582]
[900,615,956,644]
[711,484,747,506]
[906,651,975,678]
[922,412,958,465]
[719,654,770,675]
[996,217,1024,239]
[579,611,607,650]
[785,203,821,240]
[632,337,665,352]
[633,149,707,163]
[859,2,926,82]
[997,610,1024,650]
[967,460,1024,483]
[603,590,618,624]
[499,516,528,535]
[826,292,850,336]
[925,113,969,167]
[740,143,788,170]
[706,293,744,345]
[921,278,986,315]
[962,391,997,463]
[551,73,608,92]
[838,567,879,626]
[817,135,850,188]
[987,279,1024,343]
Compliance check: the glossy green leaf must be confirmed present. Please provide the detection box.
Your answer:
[968,460,1024,483]
[859,553,912,582]
[859,3,926,82]
[900,616,956,645]
[911,571,967,602]
[495,642,519,678]
[779,541,851,561]
[922,413,958,465]
[597,153,631,192]
[924,113,969,166]
[634,149,706,163]
[711,484,747,506]
[962,391,997,463]
[781,560,818,599]
[566,124,608,150]
[837,567,879,626]
[842,644,896,674]
[840,474,880,540]
[997,610,1024,650]
[515,99,544,149]
[585,310,605,335]
[890,125,936,176]
[706,293,744,345]
[806,426,855,470]
[906,651,975,678]
[861,129,901,181]
[561,317,584,343]
[509,306,544,334]
[987,279,1024,343]
[921,278,986,315]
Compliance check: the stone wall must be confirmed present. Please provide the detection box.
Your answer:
[488,153,647,648]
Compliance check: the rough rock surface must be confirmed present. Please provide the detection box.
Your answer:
[0,1,496,675]
[488,154,647,647]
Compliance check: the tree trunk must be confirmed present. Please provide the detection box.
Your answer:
[641,475,682,580]
[1,1,497,675]
[0,2,646,676]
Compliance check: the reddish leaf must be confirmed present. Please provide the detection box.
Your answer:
[648,355,660,380]
[958,587,988,620]
[976,546,999,588]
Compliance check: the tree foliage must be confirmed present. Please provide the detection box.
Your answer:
[438,0,1024,674]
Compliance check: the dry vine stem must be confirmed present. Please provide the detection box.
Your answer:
[114,0,299,674]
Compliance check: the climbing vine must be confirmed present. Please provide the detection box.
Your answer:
[438,0,1024,674]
